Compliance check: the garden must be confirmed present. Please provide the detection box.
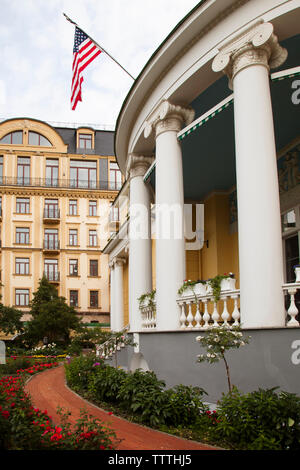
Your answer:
[63,326,300,451]
[1,276,300,450]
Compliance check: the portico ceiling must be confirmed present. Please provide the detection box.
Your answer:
[146,34,300,202]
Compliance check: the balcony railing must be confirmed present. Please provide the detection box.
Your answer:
[0,177,122,191]
[43,240,60,251]
[43,208,60,220]
[43,271,60,282]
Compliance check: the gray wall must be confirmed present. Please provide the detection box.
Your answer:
[111,328,300,403]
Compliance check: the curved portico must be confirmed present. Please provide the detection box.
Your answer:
[107,0,300,337]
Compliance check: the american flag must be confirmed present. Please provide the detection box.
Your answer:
[71,27,102,110]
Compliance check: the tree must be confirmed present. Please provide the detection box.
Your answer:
[23,276,82,347]
[196,326,250,393]
[0,303,23,336]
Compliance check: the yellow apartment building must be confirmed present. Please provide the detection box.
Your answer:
[0,117,121,327]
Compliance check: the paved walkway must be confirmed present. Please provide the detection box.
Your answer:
[25,365,219,451]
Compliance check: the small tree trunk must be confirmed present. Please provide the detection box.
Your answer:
[222,353,232,393]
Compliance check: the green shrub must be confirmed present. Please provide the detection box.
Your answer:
[64,355,100,391]
[88,365,127,403]
[164,384,208,427]
[213,387,300,450]
[116,369,171,427]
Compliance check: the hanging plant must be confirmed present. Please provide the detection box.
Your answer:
[207,273,234,302]
[138,289,156,309]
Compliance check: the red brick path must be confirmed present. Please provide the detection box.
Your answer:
[25,365,219,451]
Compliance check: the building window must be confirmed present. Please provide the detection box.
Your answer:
[90,291,99,308]
[16,197,30,214]
[44,259,59,281]
[15,258,29,275]
[17,157,30,185]
[78,133,92,150]
[109,162,122,190]
[89,200,97,216]
[70,160,97,189]
[44,228,59,250]
[28,131,52,147]
[44,199,59,218]
[15,289,29,306]
[69,259,78,276]
[109,203,119,222]
[16,227,30,244]
[0,131,23,145]
[70,290,78,307]
[69,229,78,246]
[46,159,59,186]
[69,199,78,215]
[89,230,97,247]
[89,259,98,277]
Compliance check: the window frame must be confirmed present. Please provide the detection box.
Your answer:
[16,227,30,244]
[15,258,30,275]
[15,288,29,306]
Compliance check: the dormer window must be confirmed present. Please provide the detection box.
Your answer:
[28,131,52,147]
[79,133,92,149]
[76,128,94,151]
[0,131,23,145]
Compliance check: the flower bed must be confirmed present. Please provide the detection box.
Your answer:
[65,355,300,450]
[0,362,118,450]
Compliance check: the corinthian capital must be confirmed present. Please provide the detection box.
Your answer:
[126,154,154,180]
[144,100,195,139]
[212,21,287,89]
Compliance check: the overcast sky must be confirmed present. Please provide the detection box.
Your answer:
[0,0,200,129]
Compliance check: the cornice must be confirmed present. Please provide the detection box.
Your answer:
[0,187,118,199]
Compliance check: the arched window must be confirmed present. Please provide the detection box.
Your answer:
[28,131,52,147]
[0,131,23,145]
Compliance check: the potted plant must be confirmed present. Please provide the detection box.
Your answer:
[220,272,236,291]
[206,273,235,302]
[138,290,156,309]
[294,265,300,283]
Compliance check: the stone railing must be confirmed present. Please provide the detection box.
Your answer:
[141,305,156,329]
[177,279,240,330]
[138,278,300,331]
[283,282,300,327]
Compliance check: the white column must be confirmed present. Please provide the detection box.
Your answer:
[114,258,125,331]
[109,261,116,331]
[144,101,194,330]
[127,155,153,332]
[213,22,288,328]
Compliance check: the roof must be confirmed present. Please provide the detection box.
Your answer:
[55,127,115,156]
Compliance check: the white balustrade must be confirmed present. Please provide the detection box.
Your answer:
[141,305,156,329]
[283,283,300,327]
[138,281,300,331]
[177,285,241,330]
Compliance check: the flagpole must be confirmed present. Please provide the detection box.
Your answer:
[63,13,136,81]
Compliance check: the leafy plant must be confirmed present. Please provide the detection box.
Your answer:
[138,290,156,309]
[214,387,300,450]
[164,384,208,427]
[196,326,250,393]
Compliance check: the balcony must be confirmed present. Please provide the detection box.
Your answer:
[43,240,60,253]
[43,271,60,283]
[43,208,60,223]
[0,177,122,192]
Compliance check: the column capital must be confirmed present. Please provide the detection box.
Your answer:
[126,154,154,180]
[144,100,195,139]
[115,257,126,267]
[212,21,287,89]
